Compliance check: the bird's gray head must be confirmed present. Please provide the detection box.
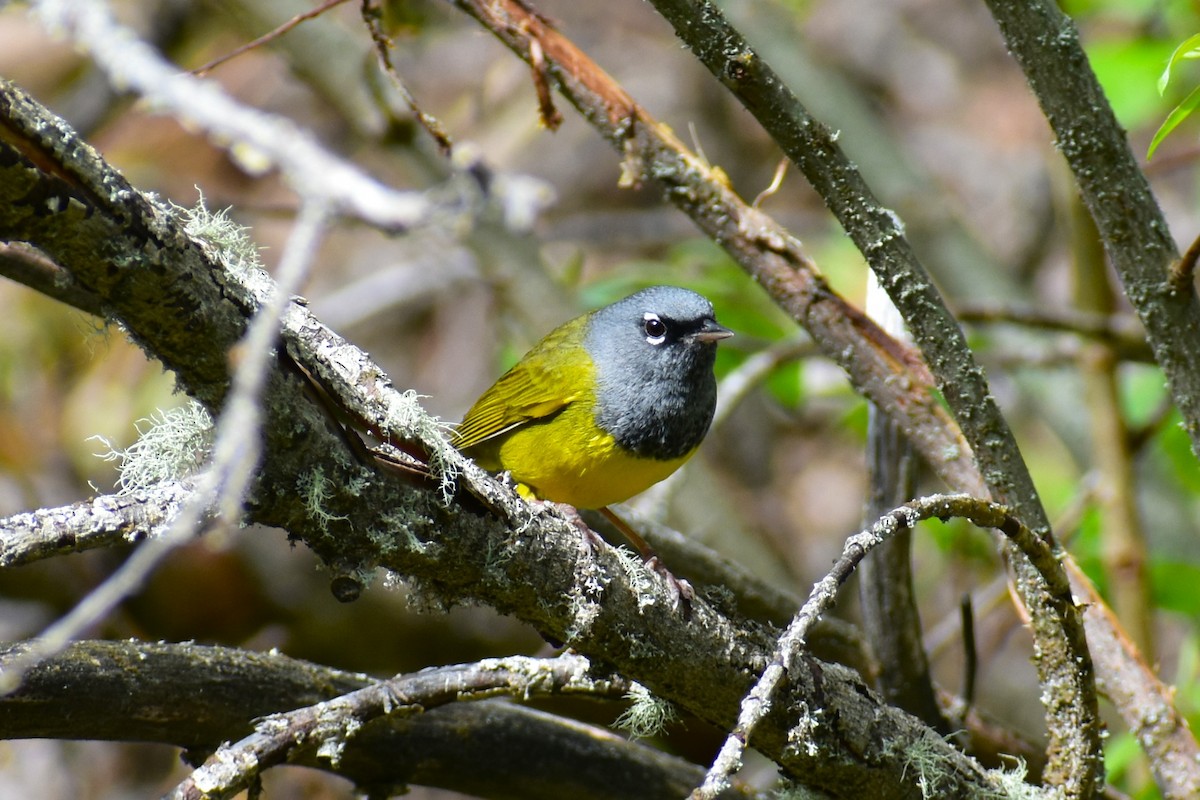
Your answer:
[585,285,732,460]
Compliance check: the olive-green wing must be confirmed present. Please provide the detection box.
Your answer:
[452,317,591,451]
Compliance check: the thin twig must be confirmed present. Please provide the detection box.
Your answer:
[529,37,564,130]
[0,243,104,316]
[960,594,977,709]
[192,0,349,76]
[751,157,789,208]
[359,0,454,152]
[956,302,1147,347]
[694,493,1081,799]
[1171,229,1200,294]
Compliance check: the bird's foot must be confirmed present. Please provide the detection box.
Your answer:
[645,555,694,620]
[555,504,609,556]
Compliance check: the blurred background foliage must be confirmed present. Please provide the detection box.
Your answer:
[1,0,1199,797]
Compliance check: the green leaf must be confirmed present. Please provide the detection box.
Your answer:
[1158,32,1200,95]
[1148,81,1200,158]
[1090,39,1181,128]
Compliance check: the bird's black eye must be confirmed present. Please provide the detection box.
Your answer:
[643,313,667,343]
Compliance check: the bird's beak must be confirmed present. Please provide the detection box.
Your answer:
[692,318,734,344]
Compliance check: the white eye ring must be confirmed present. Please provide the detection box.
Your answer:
[643,313,667,344]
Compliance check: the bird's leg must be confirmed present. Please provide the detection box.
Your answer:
[527,499,609,557]
[599,506,695,618]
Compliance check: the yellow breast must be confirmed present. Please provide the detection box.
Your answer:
[490,401,696,509]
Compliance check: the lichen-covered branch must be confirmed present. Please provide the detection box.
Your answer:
[0,481,193,567]
[0,641,724,800]
[28,0,431,232]
[170,653,633,800]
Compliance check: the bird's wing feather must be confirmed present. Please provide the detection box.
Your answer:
[452,318,590,450]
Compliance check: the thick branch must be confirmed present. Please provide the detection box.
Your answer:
[171,653,635,800]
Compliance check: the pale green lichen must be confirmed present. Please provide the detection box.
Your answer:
[897,733,950,799]
[312,702,360,769]
[621,629,664,661]
[564,542,610,641]
[381,389,461,503]
[614,682,678,739]
[612,545,658,613]
[985,759,1065,800]
[176,194,263,278]
[297,468,350,532]
[563,589,603,643]
[786,701,821,758]
[92,401,213,494]
[377,508,434,556]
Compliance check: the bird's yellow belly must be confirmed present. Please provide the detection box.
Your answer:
[492,405,694,509]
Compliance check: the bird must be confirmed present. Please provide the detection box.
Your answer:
[452,285,732,599]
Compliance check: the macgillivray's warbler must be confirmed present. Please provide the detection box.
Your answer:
[453,285,732,602]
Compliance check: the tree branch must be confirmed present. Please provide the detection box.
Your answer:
[980,0,1200,455]
[27,0,431,232]
[859,280,943,732]
[0,481,193,567]
[170,653,634,800]
[0,641,734,800]
[0,242,104,316]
